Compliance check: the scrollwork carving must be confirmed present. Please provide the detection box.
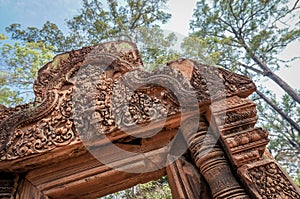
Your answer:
[0,90,77,160]
[0,41,298,199]
[0,41,143,160]
[190,61,256,102]
[0,91,59,158]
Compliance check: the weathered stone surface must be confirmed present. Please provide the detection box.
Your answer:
[0,41,256,163]
[167,155,213,199]
[0,173,18,198]
[238,159,300,199]
[181,116,251,198]
[0,41,298,199]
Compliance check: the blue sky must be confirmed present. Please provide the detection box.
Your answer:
[0,0,299,95]
[0,0,82,33]
[0,0,197,35]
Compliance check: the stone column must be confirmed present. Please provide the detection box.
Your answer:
[182,116,250,199]
[166,155,213,199]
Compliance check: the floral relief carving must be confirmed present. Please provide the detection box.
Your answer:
[1,90,77,160]
[225,128,269,149]
[246,161,300,199]
[0,41,143,160]
[0,41,299,199]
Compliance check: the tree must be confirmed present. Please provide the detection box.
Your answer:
[6,0,171,52]
[135,26,181,70]
[0,38,54,106]
[189,0,300,103]
[5,22,66,52]
[188,0,300,179]
[102,176,172,199]
[255,90,300,178]
[4,0,179,69]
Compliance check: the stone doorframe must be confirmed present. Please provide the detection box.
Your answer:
[0,41,299,199]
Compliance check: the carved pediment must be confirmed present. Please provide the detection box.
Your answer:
[0,41,256,163]
[0,41,299,199]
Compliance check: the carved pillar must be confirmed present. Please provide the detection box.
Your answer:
[0,40,299,198]
[15,177,48,199]
[0,173,18,198]
[0,172,49,199]
[182,116,250,199]
[206,96,300,198]
[167,155,212,199]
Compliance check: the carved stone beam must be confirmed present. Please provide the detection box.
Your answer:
[0,41,143,167]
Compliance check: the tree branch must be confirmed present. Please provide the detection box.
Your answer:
[238,62,264,74]
[240,2,268,33]
[256,90,300,133]
[273,0,300,25]
[130,0,147,30]
[292,0,300,10]
[235,34,300,104]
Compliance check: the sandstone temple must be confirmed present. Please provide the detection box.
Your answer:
[0,41,299,198]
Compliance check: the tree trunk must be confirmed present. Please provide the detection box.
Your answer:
[251,56,300,105]
[256,90,300,133]
[243,42,300,105]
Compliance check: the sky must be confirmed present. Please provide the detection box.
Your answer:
[0,0,299,96]
[0,0,197,34]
